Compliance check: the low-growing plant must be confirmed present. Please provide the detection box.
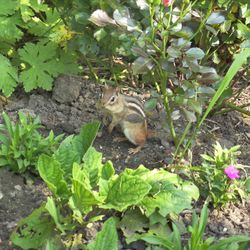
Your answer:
[137,204,250,250]
[11,121,199,249]
[0,112,63,173]
[192,142,249,207]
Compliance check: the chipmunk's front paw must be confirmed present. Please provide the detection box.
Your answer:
[128,146,142,155]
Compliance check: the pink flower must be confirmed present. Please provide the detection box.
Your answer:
[224,165,240,180]
[162,0,174,7]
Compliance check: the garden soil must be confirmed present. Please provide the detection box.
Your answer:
[0,75,249,249]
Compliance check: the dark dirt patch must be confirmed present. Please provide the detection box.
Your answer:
[0,75,249,249]
[0,169,46,249]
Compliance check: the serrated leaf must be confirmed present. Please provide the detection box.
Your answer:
[0,0,17,15]
[0,15,23,43]
[186,48,205,60]
[105,174,151,211]
[0,54,18,96]
[10,205,54,249]
[38,154,70,198]
[18,42,58,91]
[88,217,118,250]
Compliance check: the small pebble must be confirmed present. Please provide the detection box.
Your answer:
[14,185,22,191]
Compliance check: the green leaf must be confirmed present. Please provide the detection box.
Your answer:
[207,12,225,25]
[54,135,81,178]
[188,100,202,114]
[101,161,115,180]
[88,217,118,250]
[0,0,18,15]
[71,179,99,214]
[132,56,154,75]
[245,178,250,192]
[38,154,70,198]
[182,182,200,201]
[183,109,197,123]
[140,190,193,217]
[0,15,23,43]
[75,12,89,25]
[94,28,107,41]
[140,234,174,249]
[120,208,148,243]
[45,197,65,234]
[10,205,54,249]
[144,98,158,112]
[104,174,151,211]
[0,54,18,96]
[73,121,100,159]
[83,147,103,187]
[185,48,205,60]
[18,42,70,92]
[207,236,250,250]
[237,22,250,40]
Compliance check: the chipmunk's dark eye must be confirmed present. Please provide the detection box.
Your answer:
[110,96,116,103]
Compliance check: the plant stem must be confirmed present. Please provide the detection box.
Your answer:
[160,73,178,146]
[82,55,99,81]
[215,102,250,116]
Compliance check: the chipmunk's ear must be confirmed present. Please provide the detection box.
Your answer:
[115,86,120,95]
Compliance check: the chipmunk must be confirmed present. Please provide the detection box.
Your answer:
[98,86,150,154]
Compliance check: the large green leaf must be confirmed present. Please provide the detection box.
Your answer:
[72,121,100,159]
[140,189,193,217]
[54,135,81,178]
[38,154,70,198]
[82,147,103,187]
[88,217,118,250]
[0,54,18,96]
[71,179,99,214]
[104,174,151,211]
[18,42,58,91]
[11,205,54,249]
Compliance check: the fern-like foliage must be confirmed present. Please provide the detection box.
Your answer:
[0,0,80,96]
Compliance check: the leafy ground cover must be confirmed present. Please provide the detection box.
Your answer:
[0,76,249,249]
[0,0,250,249]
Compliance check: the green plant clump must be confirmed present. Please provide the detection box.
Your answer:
[193,142,249,207]
[11,121,200,249]
[0,111,63,173]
